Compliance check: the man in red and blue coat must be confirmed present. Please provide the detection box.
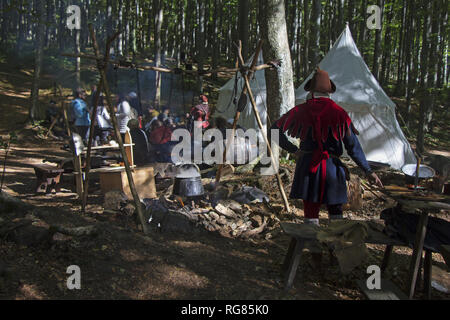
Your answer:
[272,68,383,225]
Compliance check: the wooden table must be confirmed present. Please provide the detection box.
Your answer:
[381,186,450,299]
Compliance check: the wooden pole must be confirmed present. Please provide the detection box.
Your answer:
[58,85,83,198]
[88,24,149,234]
[81,76,104,211]
[60,52,274,75]
[45,117,58,138]
[215,40,263,184]
[57,85,71,137]
[236,44,291,213]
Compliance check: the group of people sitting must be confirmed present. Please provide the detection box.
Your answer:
[69,87,212,165]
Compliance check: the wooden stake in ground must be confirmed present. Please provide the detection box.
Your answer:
[88,24,149,234]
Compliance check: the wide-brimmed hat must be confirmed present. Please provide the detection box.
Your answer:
[304,68,336,93]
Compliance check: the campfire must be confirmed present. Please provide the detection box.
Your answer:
[140,164,283,239]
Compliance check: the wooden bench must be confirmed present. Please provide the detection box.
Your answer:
[280,222,408,295]
[32,163,65,193]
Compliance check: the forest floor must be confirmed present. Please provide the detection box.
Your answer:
[0,59,449,300]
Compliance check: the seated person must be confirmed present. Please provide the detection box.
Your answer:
[127,119,151,165]
[149,120,175,163]
[144,107,159,132]
[187,94,210,132]
[45,100,66,138]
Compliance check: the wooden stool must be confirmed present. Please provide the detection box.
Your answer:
[280,222,408,294]
[32,163,65,193]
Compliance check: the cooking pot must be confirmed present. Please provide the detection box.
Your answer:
[401,164,435,184]
[173,163,204,197]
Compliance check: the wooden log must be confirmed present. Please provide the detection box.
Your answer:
[50,224,98,237]
[240,216,268,238]
[343,175,363,211]
[60,52,275,76]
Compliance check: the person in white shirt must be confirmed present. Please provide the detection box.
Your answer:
[94,95,112,145]
[116,93,131,141]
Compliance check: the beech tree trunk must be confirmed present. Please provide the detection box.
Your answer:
[309,0,321,68]
[259,0,296,162]
[238,0,250,59]
[30,0,46,121]
[372,0,384,80]
[154,0,163,108]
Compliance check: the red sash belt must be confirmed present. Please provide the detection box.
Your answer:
[310,149,329,203]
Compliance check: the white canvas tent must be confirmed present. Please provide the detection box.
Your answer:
[295,25,416,170]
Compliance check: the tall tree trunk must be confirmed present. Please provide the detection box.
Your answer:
[372,0,384,80]
[154,0,163,108]
[30,0,46,121]
[380,2,394,86]
[260,0,296,162]
[196,0,205,94]
[238,0,250,59]
[417,2,432,154]
[16,0,26,55]
[436,0,447,88]
[358,0,367,59]
[117,0,123,56]
[295,0,302,79]
[309,0,321,68]
[75,28,81,88]
[58,0,65,52]
[425,0,440,134]
[405,1,416,128]
[394,0,407,95]
[301,0,309,75]
[107,0,113,39]
[212,0,220,80]
[347,0,355,33]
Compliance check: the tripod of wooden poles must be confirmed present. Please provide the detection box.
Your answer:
[214,40,290,213]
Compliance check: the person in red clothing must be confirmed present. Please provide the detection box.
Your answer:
[272,68,383,225]
[149,120,172,145]
[149,119,175,162]
[187,94,210,131]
